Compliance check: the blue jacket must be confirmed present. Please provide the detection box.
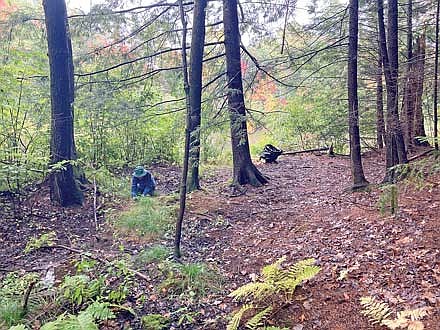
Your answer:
[131,171,156,197]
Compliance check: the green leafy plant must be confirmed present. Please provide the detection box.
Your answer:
[0,272,41,327]
[105,259,134,303]
[227,257,320,330]
[11,301,117,330]
[24,232,57,254]
[0,299,23,327]
[59,275,104,306]
[141,314,170,330]
[360,296,431,330]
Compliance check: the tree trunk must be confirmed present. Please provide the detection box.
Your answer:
[223,0,267,187]
[404,0,415,150]
[414,35,428,145]
[434,1,439,150]
[43,0,83,206]
[348,0,368,190]
[376,40,385,149]
[174,0,192,259]
[377,0,407,182]
[187,0,207,191]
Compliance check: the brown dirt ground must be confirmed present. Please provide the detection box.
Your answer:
[183,150,440,329]
[1,151,439,329]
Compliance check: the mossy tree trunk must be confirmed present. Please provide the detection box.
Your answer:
[223,0,267,187]
[348,0,368,190]
[187,0,207,191]
[43,0,83,206]
[377,0,407,183]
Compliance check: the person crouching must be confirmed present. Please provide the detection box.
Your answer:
[131,166,156,198]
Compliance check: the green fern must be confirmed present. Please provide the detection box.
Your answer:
[360,296,392,324]
[245,306,272,329]
[84,301,115,321]
[288,258,320,282]
[227,304,254,330]
[229,282,274,302]
[227,258,320,330]
[261,257,286,283]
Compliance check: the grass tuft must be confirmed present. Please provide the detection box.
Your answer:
[136,245,170,265]
[115,196,175,240]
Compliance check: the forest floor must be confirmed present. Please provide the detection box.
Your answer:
[1,150,439,329]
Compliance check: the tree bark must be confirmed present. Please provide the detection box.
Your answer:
[43,0,83,206]
[174,0,192,259]
[187,0,207,191]
[376,41,385,149]
[414,35,428,145]
[348,0,368,190]
[377,0,407,183]
[404,0,415,150]
[434,0,439,150]
[223,0,267,187]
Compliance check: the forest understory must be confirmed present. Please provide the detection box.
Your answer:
[1,150,439,330]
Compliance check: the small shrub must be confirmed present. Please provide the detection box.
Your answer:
[141,314,170,330]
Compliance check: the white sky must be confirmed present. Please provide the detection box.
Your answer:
[67,0,317,25]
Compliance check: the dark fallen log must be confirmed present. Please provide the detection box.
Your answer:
[282,147,329,156]
[407,148,434,162]
[259,144,329,163]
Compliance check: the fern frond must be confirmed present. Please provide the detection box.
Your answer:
[84,301,115,321]
[407,320,425,330]
[381,318,409,330]
[245,306,273,329]
[288,259,320,282]
[229,282,274,302]
[261,257,286,283]
[360,296,392,324]
[9,325,27,330]
[396,308,430,322]
[276,278,302,293]
[288,258,316,272]
[226,304,254,330]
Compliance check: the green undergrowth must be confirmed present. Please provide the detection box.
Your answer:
[135,245,171,265]
[158,261,222,298]
[91,167,132,197]
[141,314,170,330]
[0,255,136,329]
[114,196,176,240]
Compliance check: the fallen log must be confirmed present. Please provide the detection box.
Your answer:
[407,149,434,162]
[282,147,329,156]
[260,144,329,163]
